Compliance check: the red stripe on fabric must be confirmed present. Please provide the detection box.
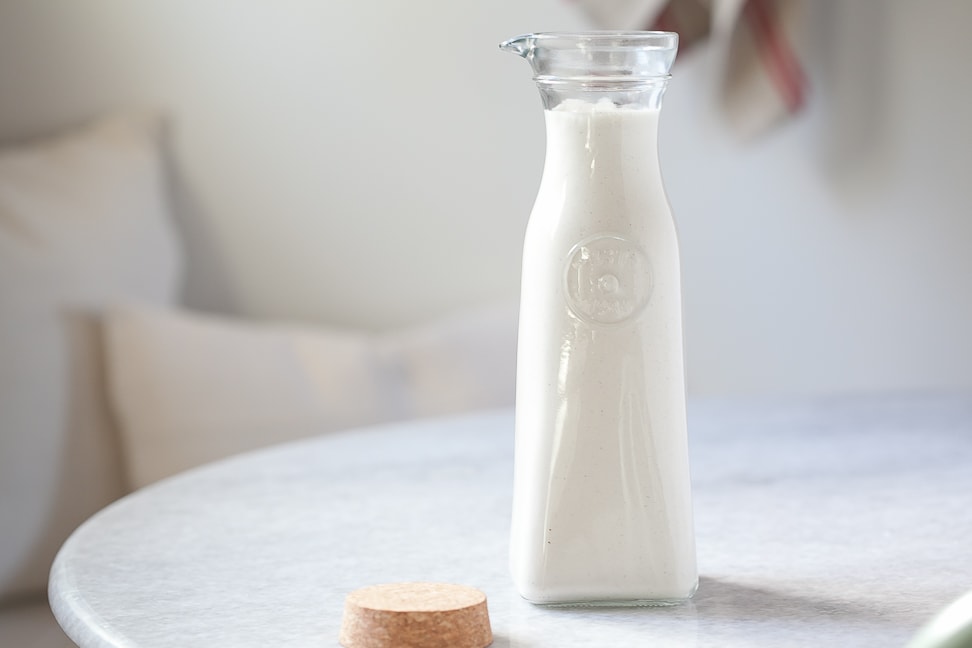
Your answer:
[651,5,678,35]
[745,0,798,109]
[651,4,707,51]
[744,0,807,112]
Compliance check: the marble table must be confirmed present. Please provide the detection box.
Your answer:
[50,395,972,647]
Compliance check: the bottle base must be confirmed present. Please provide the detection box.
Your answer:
[520,579,699,608]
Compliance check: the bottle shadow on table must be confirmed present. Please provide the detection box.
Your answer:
[689,576,900,625]
[534,576,912,627]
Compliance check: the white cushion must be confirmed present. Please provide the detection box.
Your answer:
[0,114,182,601]
[104,303,517,488]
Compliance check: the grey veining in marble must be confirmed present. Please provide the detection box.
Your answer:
[49,395,972,647]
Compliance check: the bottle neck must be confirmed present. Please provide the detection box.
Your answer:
[536,79,669,111]
[540,97,663,200]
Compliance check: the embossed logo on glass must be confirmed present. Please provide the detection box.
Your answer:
[564,235,652,325]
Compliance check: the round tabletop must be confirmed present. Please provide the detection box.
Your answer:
[50,397,972,647]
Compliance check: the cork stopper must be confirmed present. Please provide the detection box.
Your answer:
[339,582,492,648]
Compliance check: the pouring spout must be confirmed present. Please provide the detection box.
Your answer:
[499,32,678,82]
[500,32,679,109]
[499,34,534,58]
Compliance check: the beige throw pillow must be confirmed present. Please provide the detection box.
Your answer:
[390,304,518,419]
[104,305,406,488]
[104,303,517,489]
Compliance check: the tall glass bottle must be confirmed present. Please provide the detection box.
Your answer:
[500,32,697,606]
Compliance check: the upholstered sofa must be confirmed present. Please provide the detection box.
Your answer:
[0,115,516,645]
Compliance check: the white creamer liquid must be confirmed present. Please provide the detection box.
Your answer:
[511,98,697,604]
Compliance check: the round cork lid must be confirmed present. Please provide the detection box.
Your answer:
[339,582,492,648]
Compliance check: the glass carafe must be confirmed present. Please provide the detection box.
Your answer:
[500,32,697,606]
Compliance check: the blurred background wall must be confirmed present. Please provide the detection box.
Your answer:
[0,0,969,396]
